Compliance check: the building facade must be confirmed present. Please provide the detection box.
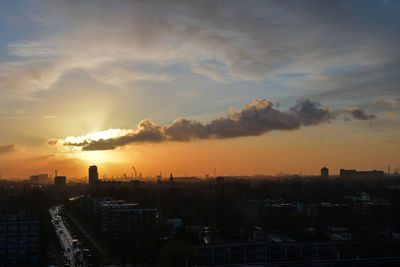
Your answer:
[0,210,40,265]
[88,165,99,186]
[340,169,384,179]
[29,174,49,184]
[54,176,66,189]
[321,167,329,179]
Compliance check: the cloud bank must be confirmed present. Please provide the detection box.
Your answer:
[56,99,375,151]
[1,0,399,102]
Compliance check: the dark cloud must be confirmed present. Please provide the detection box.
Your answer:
[47,139,58,146]
[61,99,375,151]
[0,144,17,153]
[345,108,376,120]
[290,100,334,126]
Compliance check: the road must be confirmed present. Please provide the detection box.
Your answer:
[66,212,108,257]
[49,205,82,267]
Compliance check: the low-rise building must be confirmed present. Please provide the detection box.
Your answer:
[29,174,49,184]
[197,239,400,266]
[308,203,351,229]
[346,193,393,230]
[340,169,384,179]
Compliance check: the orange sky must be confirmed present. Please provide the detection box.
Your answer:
[1,120,398,179]
[0,1,399,180]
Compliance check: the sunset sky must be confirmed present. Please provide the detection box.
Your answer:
[0,0,399,179]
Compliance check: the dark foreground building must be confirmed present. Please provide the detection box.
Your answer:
[0,208,40,266]
[197,240,400,266]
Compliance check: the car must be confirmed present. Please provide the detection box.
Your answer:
[82,248,90,256]
[63,255,71,263]
[66,247,71,252]
[59,229,63,234]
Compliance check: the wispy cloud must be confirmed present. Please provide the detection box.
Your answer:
[42,115,60,119]
[0,144,17,153]
[1,0,399,101]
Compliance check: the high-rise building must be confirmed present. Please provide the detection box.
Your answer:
[54,176,66,189]
[321,167,329,179]
[89,165,99,186]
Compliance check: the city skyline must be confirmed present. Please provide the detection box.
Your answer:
[1,0,400,178]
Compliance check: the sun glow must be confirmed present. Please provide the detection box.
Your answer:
[58,129,133,152]
[53,129,133,164]
[76,150,115,164]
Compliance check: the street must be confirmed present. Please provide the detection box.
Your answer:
[49,205,82,267]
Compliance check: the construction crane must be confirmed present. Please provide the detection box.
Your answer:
[132,164,137,179]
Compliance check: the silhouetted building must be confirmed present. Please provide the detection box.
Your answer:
[54,176,66,189]
[262,203,297,230]
[173,176,202,183]
[245,199,284,226]
[0,208,39,265]
[346,193,393,230]
[99,201,157,239]
[196,240,400,265]
[340,169,356,179]
[89,165,99,186]
[321,167,329,179]
[340,169,384,179]
[79,197,157,239]
[308,203,350,229]
[29,174,49,184]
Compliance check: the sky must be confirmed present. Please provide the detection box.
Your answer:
[0,0,399,179]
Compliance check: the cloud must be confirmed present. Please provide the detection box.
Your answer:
[42,115,60,119]
[302,61,400,104]
[289,100,334,126]
[1,0,399,99]
[344,107,376,120]
[373,98,399,108]
[57,99,374,151]
[47,139,59,146]
[0,144,17,153]
[382,110,398,118]
[192,63,229,82]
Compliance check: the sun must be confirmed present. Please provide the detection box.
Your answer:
[61,129,133,148]
[54,129,133,164]
[76,150,114,164]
